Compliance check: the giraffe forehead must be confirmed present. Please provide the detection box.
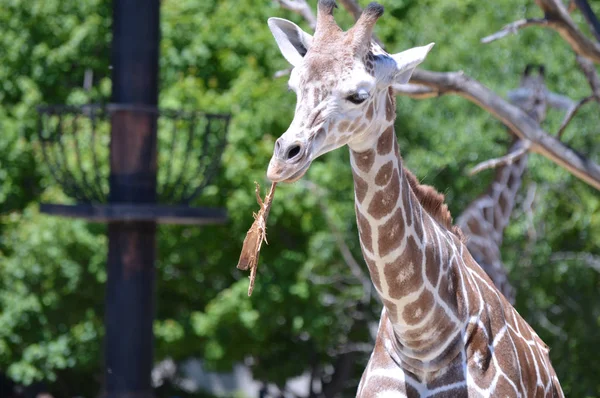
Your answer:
[297,55,373,94]
[302,53,351,81]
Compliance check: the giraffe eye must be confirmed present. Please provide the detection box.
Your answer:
[346,91,368,105]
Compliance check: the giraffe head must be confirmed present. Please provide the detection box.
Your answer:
[266,0,434,182]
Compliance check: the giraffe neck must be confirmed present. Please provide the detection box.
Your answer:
[349,121,467,374]
[489,139,529,244]
[463,139,529,247]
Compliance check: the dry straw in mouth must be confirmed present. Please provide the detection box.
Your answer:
[237,182,277,296]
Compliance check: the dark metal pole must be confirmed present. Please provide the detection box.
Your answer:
[105,0,160,397]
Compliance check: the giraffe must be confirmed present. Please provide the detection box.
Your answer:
[456,65,546,305]
[456,65,574,305]
[265,1,564,396]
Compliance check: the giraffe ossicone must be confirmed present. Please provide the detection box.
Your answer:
[266,1,563,396]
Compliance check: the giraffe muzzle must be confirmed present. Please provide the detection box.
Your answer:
[267,138,312,183]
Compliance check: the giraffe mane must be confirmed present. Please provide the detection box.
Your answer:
[403,167,464,240]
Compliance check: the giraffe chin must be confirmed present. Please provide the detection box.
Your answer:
[267,161,311,183]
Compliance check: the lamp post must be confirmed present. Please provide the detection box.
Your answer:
[36,1,229,396]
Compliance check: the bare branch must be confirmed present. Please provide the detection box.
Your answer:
[329,343,373,355]
[533,311,568,340]
[556,56,600,137]
[468,141,531,175]
[551,251,600,273]
[556,95,595,138]
[576,55,600,95]
[274,67,293,79]
[337,0,362,21]
[483,0,600,63]
[392,83,440,99]
[402,69,600,190]
[272,0,316,79]
[522,182,538,241]
[535,0,600,63]
[275,0,316,29]
[481,18,549,43]
[573,0,600,42]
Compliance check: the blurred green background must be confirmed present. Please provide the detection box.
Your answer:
[1,0,599,397]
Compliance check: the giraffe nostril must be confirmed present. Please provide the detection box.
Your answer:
[286,144,302,161]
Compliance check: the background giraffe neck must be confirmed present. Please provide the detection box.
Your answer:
[455,66,551,303]
[349,124,467,373]
[456,138,528,303]
[462,139,529,247]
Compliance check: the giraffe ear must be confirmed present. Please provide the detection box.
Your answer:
[268,18,313,67]
[391,43,435,84]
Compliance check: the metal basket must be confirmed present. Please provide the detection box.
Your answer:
[37,104,230,205]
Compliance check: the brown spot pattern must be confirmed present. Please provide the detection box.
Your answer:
[356,208,373,253]
[384,236,422,298]
[403,289,434,325]
[438,265,461,319]
[426,360,466,390]
[498,192,509,218]
[402,305,453,352]
[467,217,484,236]
[386,91,396,121]
[353,149,375,173]
[353,172,368,203]
[493,375,518,397]
[365,257,382,292]
[375,161,394,186]
[382,298,398,322]
[368,169,400,219]
[378,207,406,257]
[466,324,495,389]
[377,125,394,155]
[401,172,414,227]
[424,235,441,287]
[338,120,350,132]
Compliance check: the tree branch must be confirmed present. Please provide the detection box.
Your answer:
[557,56,600,137]
[481,18,549,43]
[401,69,600,190]
[275,0,316,29]
[556,95,595,138]
[337,0,362,21]
[392,83,440,99]
[468,140,531,175]
[483,0,600,64]
[573,0,600,42]
[576,55,600,95]
[273,0,315,78]
[551,251,600,273]
[535,0,600,63]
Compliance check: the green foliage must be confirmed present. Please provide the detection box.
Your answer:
[1,0,599,397]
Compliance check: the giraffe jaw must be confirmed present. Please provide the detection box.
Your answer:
[266,158,311,183]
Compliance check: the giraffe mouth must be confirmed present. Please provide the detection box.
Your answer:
[267,158,312,183]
